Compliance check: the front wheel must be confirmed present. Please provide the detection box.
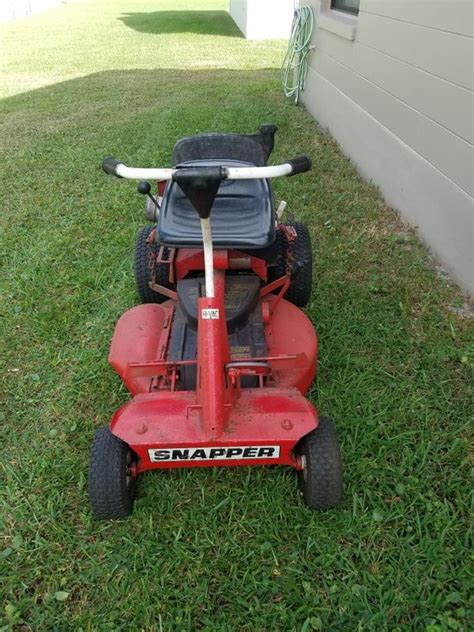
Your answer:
[88,427,137,519]
[296,416,343,510]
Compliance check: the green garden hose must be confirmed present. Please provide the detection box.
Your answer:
[281,5,314,105]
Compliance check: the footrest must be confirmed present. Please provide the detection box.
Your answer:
[108,303,174,395]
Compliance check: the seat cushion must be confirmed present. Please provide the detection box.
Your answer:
[157,160,275,249]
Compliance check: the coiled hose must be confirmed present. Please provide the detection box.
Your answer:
[281,5,314,105]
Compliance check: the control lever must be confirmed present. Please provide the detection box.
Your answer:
[172,166,227,298]
[137,181,160,222]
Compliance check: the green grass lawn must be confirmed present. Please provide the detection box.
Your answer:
[1,1,472,630]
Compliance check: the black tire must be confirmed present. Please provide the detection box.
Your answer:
[269,221,313,307]
[297,417,343,510]
[88,427,137,519]
[134,225,174,304]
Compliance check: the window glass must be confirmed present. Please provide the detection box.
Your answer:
[331,0,360,15]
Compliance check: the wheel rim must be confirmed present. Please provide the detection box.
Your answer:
[125,451,136,488]
[300,454,307,481]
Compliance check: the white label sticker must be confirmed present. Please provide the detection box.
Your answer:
[148,445,280,462]
[202,308,220,320]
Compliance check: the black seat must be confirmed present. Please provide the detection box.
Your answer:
[157,159,275,249]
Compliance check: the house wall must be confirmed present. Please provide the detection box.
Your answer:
[299,0,474,294]
[228,0,247,36]
[229,0,294,40]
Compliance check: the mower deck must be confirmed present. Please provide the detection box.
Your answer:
[108,289,318,473]
[109,293,318,396]
[110,387,318,472]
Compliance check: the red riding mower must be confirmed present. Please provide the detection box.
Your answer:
[89,125,342,518]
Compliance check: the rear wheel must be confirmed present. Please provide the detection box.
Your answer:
[297,416,343,510]
[135,225,174,304]
[269,221,313,307]
[88,427,137,519]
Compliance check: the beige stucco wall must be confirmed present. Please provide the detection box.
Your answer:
[300,0,474,294]
[229,0,294,40]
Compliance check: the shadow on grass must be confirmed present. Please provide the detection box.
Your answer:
[119,10,243,37]
[0,68,278,154]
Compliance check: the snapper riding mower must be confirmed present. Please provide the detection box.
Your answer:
[89,124,342,519]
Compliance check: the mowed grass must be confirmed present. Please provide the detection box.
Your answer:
[0,1,472,630]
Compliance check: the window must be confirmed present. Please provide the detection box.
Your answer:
[331,0,360,16]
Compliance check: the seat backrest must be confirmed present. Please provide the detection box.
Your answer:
[172,124,277,167]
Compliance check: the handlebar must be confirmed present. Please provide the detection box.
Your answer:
[101,155,311,180]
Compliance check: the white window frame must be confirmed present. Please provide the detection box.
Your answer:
[317,0,359,41]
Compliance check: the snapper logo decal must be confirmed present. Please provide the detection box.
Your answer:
[148,445,280,462]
